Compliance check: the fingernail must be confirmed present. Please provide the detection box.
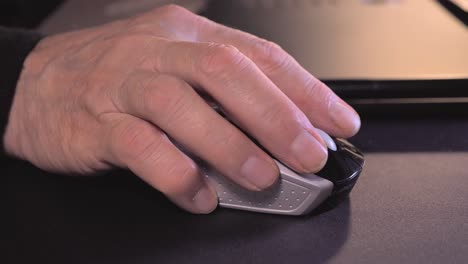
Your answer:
[192,182,218,213]
[330,100,361,134]
[291,131,328,172]
[241,156,279,189]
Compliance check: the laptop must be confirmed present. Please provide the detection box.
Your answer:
[201,0,468,115]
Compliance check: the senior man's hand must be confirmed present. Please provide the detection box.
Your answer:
[4,5,360,213]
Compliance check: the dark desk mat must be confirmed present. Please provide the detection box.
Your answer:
[352,116,468,152]
[7,117,468,264]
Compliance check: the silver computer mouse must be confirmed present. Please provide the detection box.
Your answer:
[199,130,365,216]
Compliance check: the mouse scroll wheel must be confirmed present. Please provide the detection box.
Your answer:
[316,129,337,151]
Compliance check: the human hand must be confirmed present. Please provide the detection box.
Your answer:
[4,5,360,213]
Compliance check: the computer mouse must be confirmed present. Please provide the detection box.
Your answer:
[199,130,365,215]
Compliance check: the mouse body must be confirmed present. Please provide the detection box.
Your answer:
[200,132,364,215]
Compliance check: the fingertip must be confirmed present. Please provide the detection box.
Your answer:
[330,100,361,138]
[290,130,329,174]
[240,155,280,190]
[191,180,218,214]
[306,126,327,149]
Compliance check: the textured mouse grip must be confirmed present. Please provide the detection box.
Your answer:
[201,160,334,215]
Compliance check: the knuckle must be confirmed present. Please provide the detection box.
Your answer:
[146,4,203,36]
[141,75,192,125]
[297,76,337,112]
[260,104,291,126]
[208,127,243,149]
[252,39,291,73]
[302,77,330,103]
[79,72,115,115]
[111,120,163,163]
[256,101,308,134]
[200,127,254,167]
[36,59,64,98]
[23,49,49,73]
[157,4,191,19]
[81,86,100,113]
[161,160,201,196]
[199,44,249,75]
[140,76,169,113]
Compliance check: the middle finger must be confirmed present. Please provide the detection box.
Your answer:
[151,39,328,173]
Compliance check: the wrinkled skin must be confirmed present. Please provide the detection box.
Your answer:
[4,5,360,213]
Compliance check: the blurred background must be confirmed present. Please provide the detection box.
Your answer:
[38,0,468,116]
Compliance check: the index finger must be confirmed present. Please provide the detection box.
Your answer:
[196,18,361,138]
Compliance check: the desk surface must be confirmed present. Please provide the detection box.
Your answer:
[8,116,468,264]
